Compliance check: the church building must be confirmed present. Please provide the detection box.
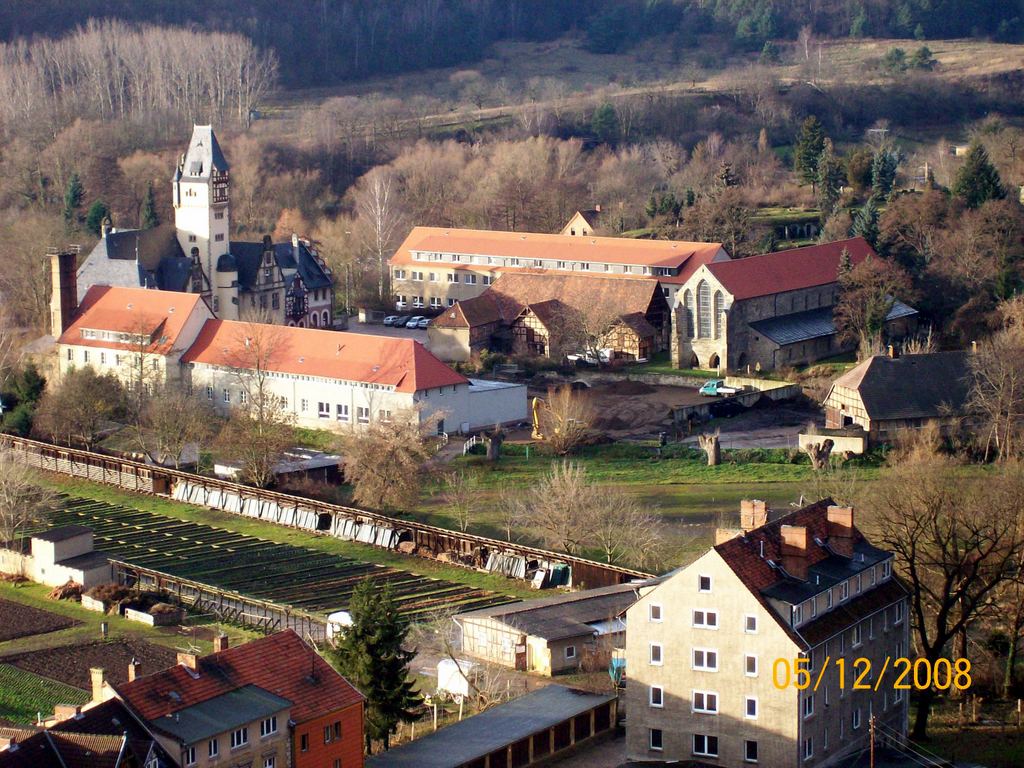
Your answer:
[75,125,335,328]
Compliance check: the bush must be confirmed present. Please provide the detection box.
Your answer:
[86,583,132,603]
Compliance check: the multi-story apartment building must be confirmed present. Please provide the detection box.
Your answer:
[625,500,909,767]
[389,226,727,311]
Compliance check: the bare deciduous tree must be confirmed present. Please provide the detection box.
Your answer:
[0,448,57,544]
[136,386,216,469]
[339,410,438,512]
[442,470,479,532]
[968,297,1024,461]
[33,367,127,449]
[866,450,1024,739]
[354,169,404,303]
[539,386,594,457]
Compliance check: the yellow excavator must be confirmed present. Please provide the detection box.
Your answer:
[531,396,546,440]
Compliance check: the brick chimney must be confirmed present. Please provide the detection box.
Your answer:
[177,652,198,671]
[740,500,769,532]
[213,634,229,653]
[52,704,83,722]
[49,247,79,337]
[89,667,105,703]
[127,658,142,682]
[780,525,809,580]
[827,505,856,557]
[714,527,741,545]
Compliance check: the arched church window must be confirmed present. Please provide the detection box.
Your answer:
[683,290,695,339]
[697,280,712,338]
[713,291,724,339]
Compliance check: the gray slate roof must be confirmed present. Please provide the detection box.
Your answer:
[178,125,228,179]
[831,350,973,422]
[152,684,289,744]
[365,685,616,768]
[456,582,642,641]
[229,240,333,291]
[32,525,92,543]
[749,301,917,347]
[76,226,191,301]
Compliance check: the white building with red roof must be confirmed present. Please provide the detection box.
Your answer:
[54,282,525,434]
[671,237,917,371]
[389,226,728,312]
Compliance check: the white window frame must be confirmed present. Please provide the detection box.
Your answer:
[230,727,248,749]
[744,739,759,763]
[564,645,576,660]
[693,734,719,758]
[649,685,664,708]
[692,609,719,629]
[745,695,758,719]
[649,603,663,623]
[336,404,349,422]
[318,401,330,419]
[698,574,712,593]
[745,654,758,677]
[894,601,905,625]
[357,406,370,424]
[852,708,861,730]
[649,642,663,666]
[744,614,758,633]
[692,647,718,672]
[853,623,863,648]
[208,738,219,758]
[803,693,815,718]
[184,746,196,766]
[793,604,803,626]
[692,690,718,714]
[804,737,813,761]
[840,581,850,602]
[260,716,277,737]
[649,728,663,752]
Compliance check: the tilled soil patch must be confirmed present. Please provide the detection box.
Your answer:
[0,598,79,642]
[8,638,178,690]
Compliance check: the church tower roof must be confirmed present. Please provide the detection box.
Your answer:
[177,125,229,179]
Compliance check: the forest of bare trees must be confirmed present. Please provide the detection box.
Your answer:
[0,20,276,139]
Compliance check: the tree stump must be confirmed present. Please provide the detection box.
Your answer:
[485,425,504,462]
[698,432,721,466]
[804,439,835,470]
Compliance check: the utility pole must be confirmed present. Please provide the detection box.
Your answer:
[869,714,875,768]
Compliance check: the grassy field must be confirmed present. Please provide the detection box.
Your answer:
[0,663,90,724]
[627,351,716,378]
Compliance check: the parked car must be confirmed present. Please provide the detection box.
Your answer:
[417,317,430,329]
[395,315,411,327]
[699,379,741,397]
[383,315,399,326]
[566,348,612,365]
[406,316,424,328]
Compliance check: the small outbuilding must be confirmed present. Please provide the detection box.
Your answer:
[455,582,643,676]
[30,526,112,589]
[823,349,973,443]
[365,684,617,768]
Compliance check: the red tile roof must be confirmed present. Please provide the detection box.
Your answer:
[115,630,363,728]
[58,285,210,355]
[181,319,467,393]
[391,226,725,272]
[706,237,875,300]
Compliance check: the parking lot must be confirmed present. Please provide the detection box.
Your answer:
[345,317,429,343]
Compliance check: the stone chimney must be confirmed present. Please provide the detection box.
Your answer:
[213,634,229,653]
[740,500,769,532]
[49,247,79,337]
[52,704,83,722]
[127,658,142,682]
[780,525,809,580]
[714,527,741,545]
[827,505,856,557]
[100,217,112,239]
[177,652,198,671]
[89,667,105,703]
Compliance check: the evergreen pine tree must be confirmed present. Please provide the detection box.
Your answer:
[63,173,83,224]
[795,116,827,188]
[816,139,846,215]
[870,146,900,201]
[591,103,620,146]
[952,142,1005,209]
[141,183,159,229]
[850,200,880,248]
[837,246,853,279]
[645,194,659,220]
[85,201,111,236]
[325,580,422,752]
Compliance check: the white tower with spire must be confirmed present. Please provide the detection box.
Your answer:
[172,125,231,288]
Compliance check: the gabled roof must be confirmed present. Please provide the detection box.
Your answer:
[392,226,724,271]
[58,285,210,355]
[115,630,363,729]
[706,237,875,300]
[229,240,333,291]
[0,731,129,768]
[152,685,290,743]
[76,226,192,299]
[178,124,228,179]
[456,583,642,642]
[433,295,503,329]
[181,320,466,393]
[829,350,973,421]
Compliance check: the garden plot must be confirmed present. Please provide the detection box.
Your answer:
[0,663,89,724]
[45,496,513,620]
[8,638,177,690]
[0,598,80,642]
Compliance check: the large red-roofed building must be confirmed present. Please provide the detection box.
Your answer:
[670,238,917,371]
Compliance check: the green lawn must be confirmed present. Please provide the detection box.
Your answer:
[625,351,715,378]
[0,663,90,724]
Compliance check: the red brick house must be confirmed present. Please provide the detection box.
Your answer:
[107,631,364,768]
